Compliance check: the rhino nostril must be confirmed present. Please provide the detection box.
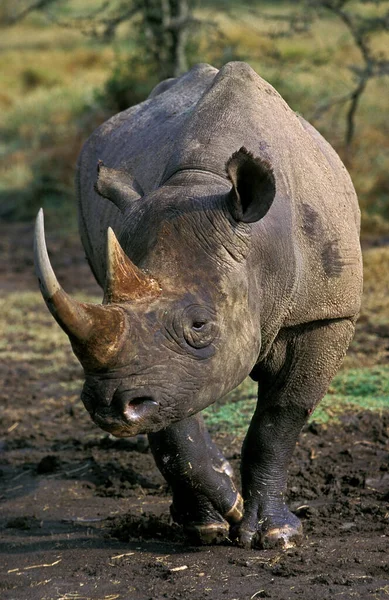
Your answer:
[129,396,155,407]
[119,395,159,422]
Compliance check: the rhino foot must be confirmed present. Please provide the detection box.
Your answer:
[231,512,303,550]
[184,521,230,545]
[171,502,229,545]
[258,523,303,549]
[171,491,243,545]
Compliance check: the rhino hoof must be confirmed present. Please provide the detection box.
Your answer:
[231,520,303,550]
[258,523,303,549]
[224,492,244,524]
[231,527,256,549]
[185,522,230,545]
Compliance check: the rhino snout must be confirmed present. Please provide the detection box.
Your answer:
[85,385,163,437]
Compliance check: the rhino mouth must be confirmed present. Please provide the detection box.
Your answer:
[92,417,140,438]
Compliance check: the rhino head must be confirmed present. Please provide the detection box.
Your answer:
[35,148,276,437]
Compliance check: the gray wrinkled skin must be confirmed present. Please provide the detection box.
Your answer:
[70,62,362,547]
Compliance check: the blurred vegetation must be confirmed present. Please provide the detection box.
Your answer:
[0,0,387,232]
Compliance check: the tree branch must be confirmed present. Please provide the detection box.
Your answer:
[5,0,58,25]
[308,0,388,155]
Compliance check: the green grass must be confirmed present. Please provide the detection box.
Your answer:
[329,366,389,399]
[204,367,389,436]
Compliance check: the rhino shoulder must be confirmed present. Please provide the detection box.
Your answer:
[296,115,360,229]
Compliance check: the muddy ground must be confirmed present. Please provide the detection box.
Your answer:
[1,222,388,600]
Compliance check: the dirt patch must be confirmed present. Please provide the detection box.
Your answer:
[1,409,388,600]
[1,223,389,600]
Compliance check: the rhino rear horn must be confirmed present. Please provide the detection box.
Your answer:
[226,147,276,223]
[104,228,161,303]
[34,210,125,366]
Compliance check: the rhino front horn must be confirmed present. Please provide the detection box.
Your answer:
[104,227,161,303]
[34,209,124,354]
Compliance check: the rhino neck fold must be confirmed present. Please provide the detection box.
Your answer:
[162,166,230,187]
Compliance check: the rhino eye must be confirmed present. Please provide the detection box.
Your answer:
[182,306,217,349]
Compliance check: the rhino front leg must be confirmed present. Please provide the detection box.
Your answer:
[148,414,243,544]
[232,317,355,549]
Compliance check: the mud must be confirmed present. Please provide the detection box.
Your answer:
[1,222,388,600]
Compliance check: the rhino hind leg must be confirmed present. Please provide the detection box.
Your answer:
[231,317,356,550]
[148,414,243,544]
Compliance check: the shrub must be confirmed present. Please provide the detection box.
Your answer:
[96,55,158,113]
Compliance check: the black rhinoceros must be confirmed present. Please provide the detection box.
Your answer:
[34,62,362,549]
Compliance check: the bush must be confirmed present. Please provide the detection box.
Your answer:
[0,84,104,227]
[97,56,158,113]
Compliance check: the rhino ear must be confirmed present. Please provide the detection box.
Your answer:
[94,161,141,213]
[226,147,276,223]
